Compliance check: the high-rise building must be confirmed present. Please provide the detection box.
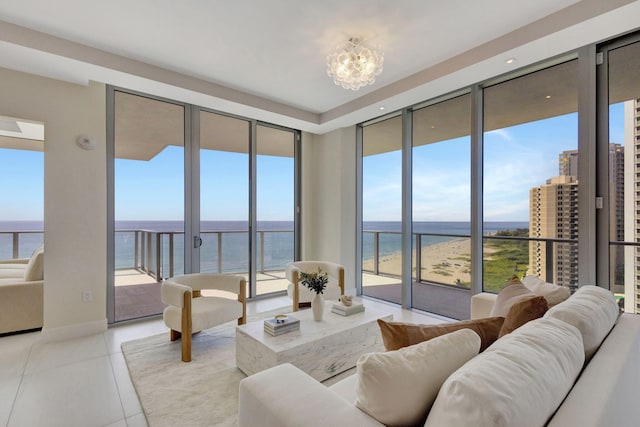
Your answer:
[530,145,625,289]
[624,99,640,313]
[528,175,579,286]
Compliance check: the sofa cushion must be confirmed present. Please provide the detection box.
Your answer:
[499,295,548,337]
[355,329,481,427]
[521,275,571,307]
[544,285,619,362]
[489,279,535,317]
[425,317,584,427]
[24,247,44,281]
[377,317,504,352]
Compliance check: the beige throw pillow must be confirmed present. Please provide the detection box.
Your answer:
[489,279,535,317]
[521,275,571,307]
[355,329,481,427]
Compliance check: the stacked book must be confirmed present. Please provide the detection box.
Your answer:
[264,315,300,336]
[331,302,365,316]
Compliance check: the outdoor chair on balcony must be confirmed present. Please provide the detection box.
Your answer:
[161,273,246,362]
[285,261,345,312]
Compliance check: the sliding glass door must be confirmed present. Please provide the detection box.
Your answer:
[108,90,300,323]
[112,90,185,322]
[199,110,250,297]
[256,124,296,296]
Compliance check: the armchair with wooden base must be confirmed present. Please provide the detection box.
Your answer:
[161,273,246,362]
[285,261,345,312]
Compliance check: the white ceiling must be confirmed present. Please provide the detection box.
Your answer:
[0,0,638,134]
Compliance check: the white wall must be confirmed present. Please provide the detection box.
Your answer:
[301,127,357,292]
[0,67,107,339]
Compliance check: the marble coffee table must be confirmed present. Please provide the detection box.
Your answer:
[236,301,392,381]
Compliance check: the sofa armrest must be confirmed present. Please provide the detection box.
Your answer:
[0,280,43,334]
[470,292,497,319]
[238,363,383,427]
[548,313,640,426]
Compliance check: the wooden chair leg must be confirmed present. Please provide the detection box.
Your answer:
[293,271,300,311]
[238,279,247,326]
[181,291,192,362]
[170,329,181,341]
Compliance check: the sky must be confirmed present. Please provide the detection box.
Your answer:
[363,102,626,222]
[0,103,627,223]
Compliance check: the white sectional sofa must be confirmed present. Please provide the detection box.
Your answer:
[239,285,638,427]
[0,246,44,334]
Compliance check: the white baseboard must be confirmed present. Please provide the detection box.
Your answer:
[40,318,108,342]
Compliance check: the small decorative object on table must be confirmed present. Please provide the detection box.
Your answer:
[264,315,300,336]
[339,295,353,306]
[300,268,329,321]
[332,301,365,316]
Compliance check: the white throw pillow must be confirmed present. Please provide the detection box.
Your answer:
[489,280,535,317]
[425,317,584,427]
[521,275,571,307]
[354,329,480,427]
[544,285,619,361]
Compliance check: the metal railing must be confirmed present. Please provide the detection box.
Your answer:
[115,229,294,281]
[0,231,44,259]
[362,230,578,290]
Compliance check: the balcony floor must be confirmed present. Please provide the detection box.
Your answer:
[363,273,470,320]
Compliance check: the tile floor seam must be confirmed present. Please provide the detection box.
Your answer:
[6,338,34,427]
[23,351,113,378]
[105,333,129,427]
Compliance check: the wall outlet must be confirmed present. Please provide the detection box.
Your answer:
[83,290,93,303]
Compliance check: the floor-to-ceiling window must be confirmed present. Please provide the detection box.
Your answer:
[108,89,300,323]
[199,110,250,298]
[256,124,297,296]
[361,115,403,305]
[482,60,579,292]
[358,58,588,318]
[412,94,472,319]
[112,91,185,322]
[604,37,640,313]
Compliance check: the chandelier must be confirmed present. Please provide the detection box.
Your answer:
[326,36,384,91]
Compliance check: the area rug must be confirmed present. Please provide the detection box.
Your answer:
[122,307,290,427]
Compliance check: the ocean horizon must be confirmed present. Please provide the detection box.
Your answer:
[0,220,529,274]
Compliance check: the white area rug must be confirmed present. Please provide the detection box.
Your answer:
[122,309,287,427]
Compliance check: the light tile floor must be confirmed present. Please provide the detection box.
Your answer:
[0,295,444,427]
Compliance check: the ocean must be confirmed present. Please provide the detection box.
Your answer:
[0,220,528,275]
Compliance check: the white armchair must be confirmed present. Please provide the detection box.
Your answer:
[285,261,345,312]
[161,273,246,362]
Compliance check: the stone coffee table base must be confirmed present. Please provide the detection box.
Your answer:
[236,301,392,381]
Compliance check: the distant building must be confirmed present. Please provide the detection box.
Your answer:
[624,99,640,313]
[528,175,578,287]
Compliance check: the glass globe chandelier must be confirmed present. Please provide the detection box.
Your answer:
[326,36,384,91]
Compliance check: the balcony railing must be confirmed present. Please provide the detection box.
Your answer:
[362,230,578,291]
[115,229,294,282]
[0,230,44,259]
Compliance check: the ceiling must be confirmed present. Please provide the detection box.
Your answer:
[0,0,639,134]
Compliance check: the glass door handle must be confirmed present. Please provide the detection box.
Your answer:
[194,236,203,248]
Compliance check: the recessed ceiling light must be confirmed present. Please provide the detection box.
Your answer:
[379,106,385,110]
[505,58,516,64]
[545,95,552,99]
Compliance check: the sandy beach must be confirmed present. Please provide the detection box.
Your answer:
[363,238,481,286]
